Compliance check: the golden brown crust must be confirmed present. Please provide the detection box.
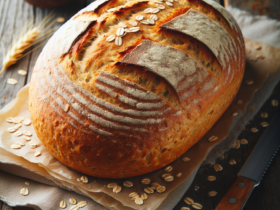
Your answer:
[29,0,245,178]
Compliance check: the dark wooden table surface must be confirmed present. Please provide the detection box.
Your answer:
[0,0,279,209]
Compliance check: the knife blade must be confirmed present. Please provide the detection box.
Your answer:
[216,111,280,210]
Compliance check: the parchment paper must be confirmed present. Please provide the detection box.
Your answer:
[1,7,280,210]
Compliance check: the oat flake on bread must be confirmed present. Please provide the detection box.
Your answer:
[29,0,245,178]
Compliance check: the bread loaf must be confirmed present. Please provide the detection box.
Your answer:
[29,0,245,178]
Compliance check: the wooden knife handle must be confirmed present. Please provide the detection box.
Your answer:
[215,177,255,210]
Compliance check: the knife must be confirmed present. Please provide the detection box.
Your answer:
[216,111,280,210]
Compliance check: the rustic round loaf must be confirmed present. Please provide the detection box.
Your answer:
[29,0,245,178]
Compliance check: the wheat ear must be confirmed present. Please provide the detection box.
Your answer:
[0,13,56,75]
[0,28,40,75]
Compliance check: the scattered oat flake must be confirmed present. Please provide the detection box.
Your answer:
[208,191,217,197]
[151,182,161,189]
[181,207,190,210]
[60,200,67,208]
[152,8,160,13]
[115,37,122,46]
[147,19,155,24]
[140,20,149,25]
[144,187,154,194]
[141,193,148,200]
[229,158,236,165]
[184,197,194,205]
[77,201,87,207]
[126,27,140,33]
[260,121,269,127]
[129,21,137,27]
[214,164,223,172]
[23,130,32,136]
[15,117,25,123]
[240,139,248,145]
[166,1,173,6]
[141,178,151,185]
[11,143,21,149]
[207,176,216,181]
[113,185,122,193]
[245,80,254,85]
[135,196,143,205]
[176,172,182,178]
[271,100,278,106]
[116,27,125,36]
[162,173,171,178]
[64,104,70,112]
[256,54,265,60]
[25,181,30,185]
[34,151,41,157]
[7,127,17,133]
[232,112,238,116]
[23,119,31,126]
[131,195,139,201]
[6,117,14,123]
[14,131,23,137]
[18,141,25,146]
[192,203,203,209]
[129,192,138,198]
[255,45,262,50]
[208,136,218,142]
[118,22,127,28]
[81,176,88,183]
[136,15,144,21]
[157,4,165,9]
[15,123,22,129]
[156,185,166,193]
[69,198,77,204]
[23,136,31,141]
[106,35,116,42]
[251,127,258,132]
[18,70,27,75]
[7,78,18,85]
[182,157,190,162]
[233,140,241,149]
[165,166,172,172]
[69,205,79,210]
[248,106,254,111]
[144,8,153,13]
[164,175,174,182]
[123,181,133,187]
[261,112,268,118]
[237,100,243,105]
[150,14,158,21]
[107,183,117,188]
[29,141,39,149]
[20,188,29,196]
[56,17,65,23]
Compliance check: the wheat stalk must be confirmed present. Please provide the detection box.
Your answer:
[0,28,39,75]
[0,13,56,75]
